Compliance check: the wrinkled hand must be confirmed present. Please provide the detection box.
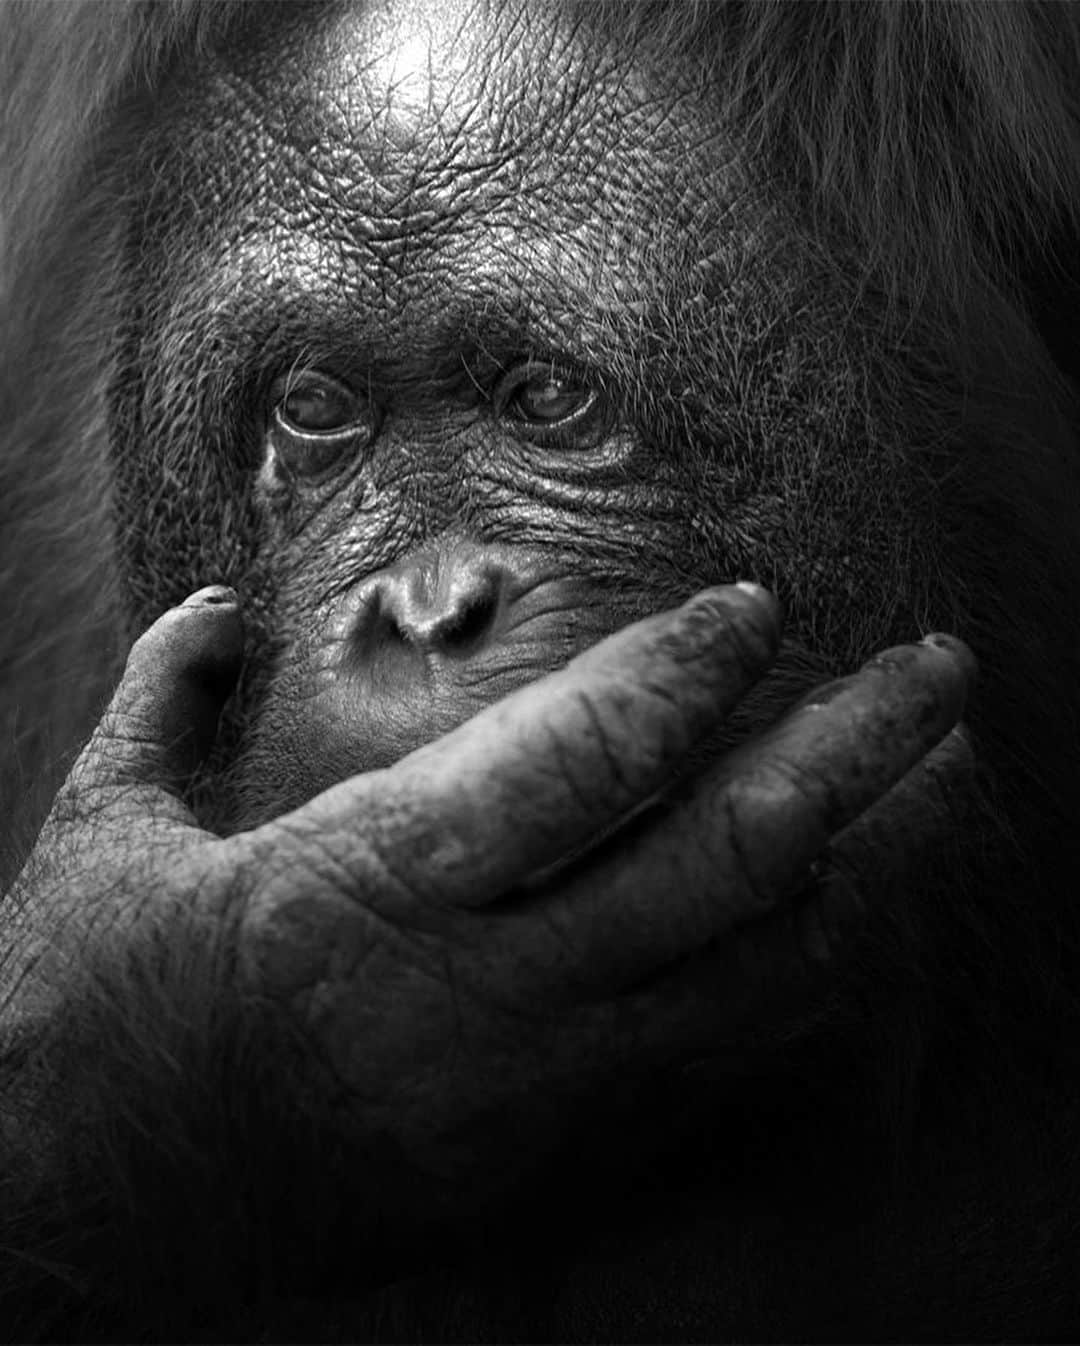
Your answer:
[4,583,974,1195]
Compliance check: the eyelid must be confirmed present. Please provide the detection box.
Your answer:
[271,403,369,444]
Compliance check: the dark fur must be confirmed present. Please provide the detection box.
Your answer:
[5,1,1080,1339]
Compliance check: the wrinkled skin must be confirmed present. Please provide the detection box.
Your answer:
[8,587,977,1335]
[10,582,974,1180]
[5,0,1080,1339]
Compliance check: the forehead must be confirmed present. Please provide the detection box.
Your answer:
[222,0,699,203]
[180,2,728,251]
[144,0,757,374]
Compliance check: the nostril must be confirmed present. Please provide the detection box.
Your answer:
[434,589,500,652]
[383,611,410,646]
[350,586,416,657]
[349,556,509,661]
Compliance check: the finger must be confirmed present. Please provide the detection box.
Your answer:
[496,637,975,995]
[817,721,976,943]
[283,583,782,905]
[466,735,977,1111]
[69,586,244,818]
[604,726,979,1068]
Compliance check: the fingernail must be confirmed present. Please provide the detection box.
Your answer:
[731,581,782,637]
[686,581,780,623]
[182,585,239,608]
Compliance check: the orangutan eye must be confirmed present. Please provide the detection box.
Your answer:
[495,362,604,438]
[514,373,594,423]
[275,372,367,435]
[269,372,376,477]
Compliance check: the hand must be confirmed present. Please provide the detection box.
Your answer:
[3,582,974,1205]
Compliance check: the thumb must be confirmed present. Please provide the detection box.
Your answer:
[70,586,244,820]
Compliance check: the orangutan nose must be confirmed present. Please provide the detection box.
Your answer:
[351,546,509,658]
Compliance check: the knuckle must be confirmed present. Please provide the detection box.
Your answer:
[720,755,834,912]
[568,686,639,792]
[550,683,677,820]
